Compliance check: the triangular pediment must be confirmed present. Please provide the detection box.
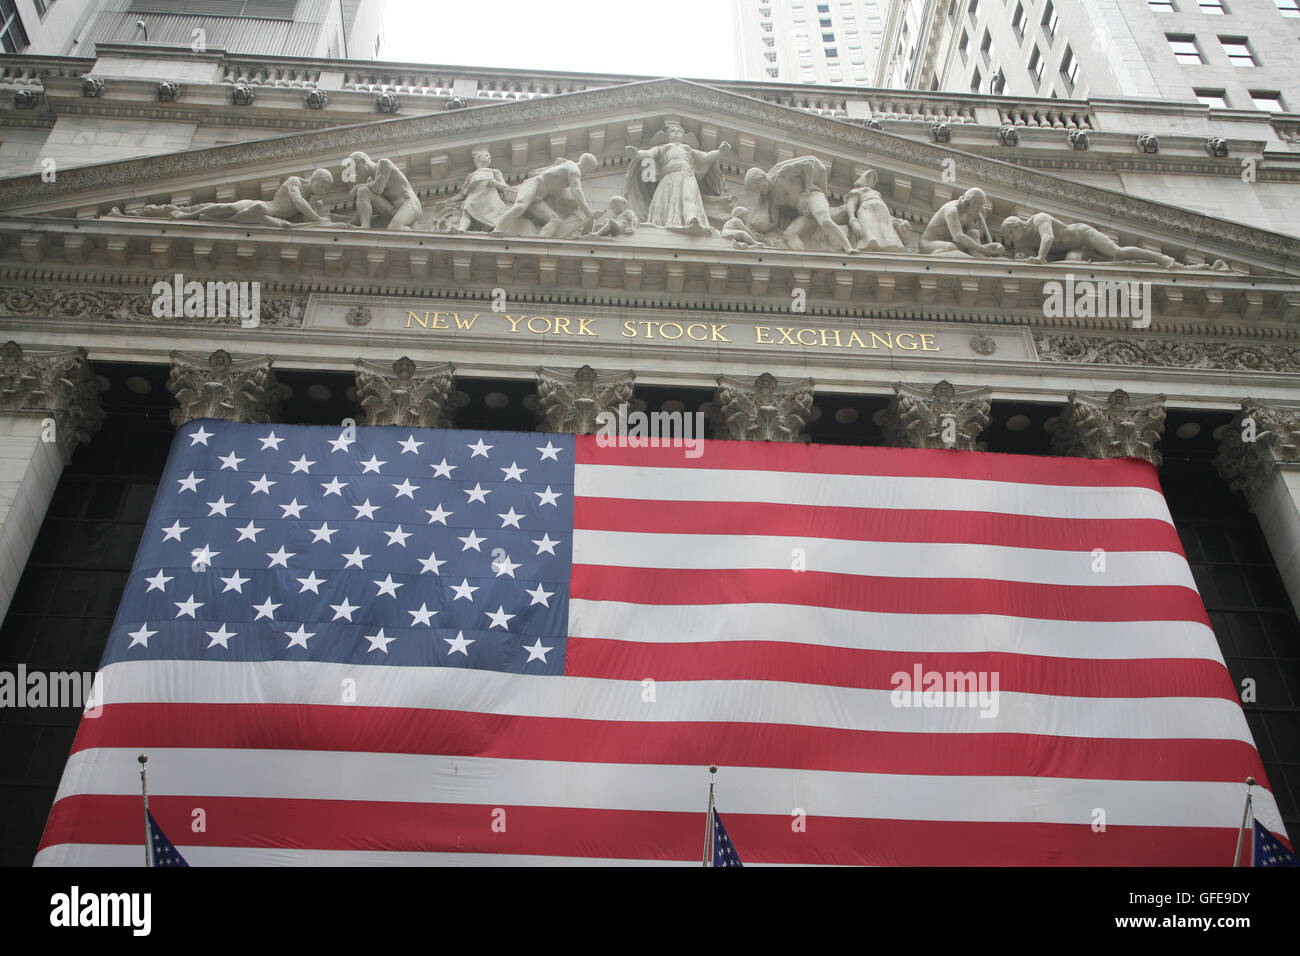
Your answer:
[2,76,1298,273]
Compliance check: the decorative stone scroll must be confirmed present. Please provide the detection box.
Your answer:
[0,341,105,452]
[535,365,635,434]
[1033,334,1300,373]
[167,349,279,427]
[354,357,456,428]
[1048,389,1166,464]
[0,287,306,328]
[883,380,992,451]
[714,372,814,443]
[1214,400,1300,500]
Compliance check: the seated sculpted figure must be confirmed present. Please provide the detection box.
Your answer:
[1000,213,1176,267]
[843,169,908,252]
[744,156,854,252]
[919,187,1004,257]
[583,195,638,238]
[720,206,765,248]
[492,153,599,238]
[346,152,423,230]
[111,168,335,227]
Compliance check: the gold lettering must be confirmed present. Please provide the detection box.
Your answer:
[552,316,573,335]
[754,326,773,344]
[686,323,707,341]
[455,313,479,330]
[578,317,598,336]
[869,331,894,350]
[711,324,731,342]
[775,327,798,345]
[896,332,919,350]
[847,331,867,348]
[622,320,637,338]
[430,311,451,329]
[505,314,525,333]
[659,322,683,340]
[796,328,818,347]
[820,329,843,348]
[527,315,550,334]
[919,333,940,351]
[405,310,427,329]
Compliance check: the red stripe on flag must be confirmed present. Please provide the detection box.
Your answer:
[574,496,1186,552]
[575,435,1165,490]
[66,704,1269,785]
[40,793,1275,865]
[570,566,1211,623]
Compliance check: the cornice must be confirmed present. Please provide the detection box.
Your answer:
[0,78,1297,269]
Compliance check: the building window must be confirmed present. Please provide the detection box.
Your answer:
[970,66,982,93]
[820,17,832,27]
[0,0,28,52]
[1250,90,1285,110]
[817,2,829,10]
[1277,0,1300,17]
[34,0,54,17]
[1060,43,1079,87]
[1041,1,1059,40]
[1167,34,1204,63]
[761,21,772,32]
[765,51,777,62]
[1012,2,1026,39]
[1199,0,1226,11]
[766,67,779,78]
[1029,45,1044,83]
[799,48,812,59]
[1219,37,1257,65]
[958,29,970,60]
[968,0,979,18]
[981,29,994,63]
[825,45,838,57]
[1194,88,1229,107]
[948,0,959,21]
[762,36,774,47]
[1149,0,1176,9]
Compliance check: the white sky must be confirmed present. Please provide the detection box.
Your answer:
[380,0,739,79]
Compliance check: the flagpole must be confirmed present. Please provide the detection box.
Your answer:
[702,764,717,868]
[139,753,153,868]
[1232,775,1255,868]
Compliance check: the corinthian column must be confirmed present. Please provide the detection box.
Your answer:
[1215,400,1300,619]
[883,380,992,451]
[354,357,456,427]
[0,342,106,623]
[167,349,280,426]
[714,373,814,442]
[1048,389,1166,464]
[535,365,635,434]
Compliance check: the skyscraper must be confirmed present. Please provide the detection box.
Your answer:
[732,0,888,86]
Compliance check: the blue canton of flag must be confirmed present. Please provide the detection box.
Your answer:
[1254,819,1299,867]
[712,808,743,868]
[147,811,189,867]
[105,421,573,673]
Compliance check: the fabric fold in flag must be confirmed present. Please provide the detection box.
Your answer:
[35,421,1288,866]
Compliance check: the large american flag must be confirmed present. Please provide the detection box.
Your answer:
[37,420,1287,865]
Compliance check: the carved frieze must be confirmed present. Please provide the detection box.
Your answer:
[0,341,105,451]
[883,380,992,451]
[1034,333,1300,372]
[1214,400,1300,500]
[535,365,635,434]
[354,357,456,428]
[167,349,279,427]
[1048,389,1166,464]
[714,372,814,443]
[0,287,305,327]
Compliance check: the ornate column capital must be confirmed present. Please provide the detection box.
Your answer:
[0,340,106,456]
[1214,399,1300,501]
[167,349,279,427]
[1048,389,1166,464]
[535,365,635,435]
[714,372,814,443]
[354,356,456,428]
[883,380,992,451]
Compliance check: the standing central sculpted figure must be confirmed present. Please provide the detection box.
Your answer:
[624,123,731,235]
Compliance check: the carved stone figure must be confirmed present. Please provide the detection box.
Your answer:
[997,125,1019,146]
[304,89,329,109]
[0,341,106,451]
[374,91,400,113]
[1205,136,1230,157]
[167,349,279,426]
[919,187,1004,257]
[442,148,514,233]
[715,373,814,442]
[744,156,854,252]
[231,84,256,106]
[12,89,40,109]
[1067,129,1089,150]
[347,151,423,230]
[583,196,638,238]
[1136,133,1160,153]
[623,123,731,235]
[929,121,951,142]
[1000,212,1176,267]
[536,365,635,434]
[1049,389,1166,464]
[109,168,335,227]
[491,153,599,238]
[354,357,456,428]
[82,77,105,98]
[842,168,908,252]
[720,205,764,248]
[884,380,992,451]
[157,81,183,102]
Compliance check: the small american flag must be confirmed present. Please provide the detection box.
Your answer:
[711,808,743,868]
[147,810,189,867]
[37,420,1288,865]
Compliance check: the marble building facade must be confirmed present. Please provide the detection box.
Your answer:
[0,44,1298,863]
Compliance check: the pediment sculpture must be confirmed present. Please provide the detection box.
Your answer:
[623,122,732,237]
[109,168,336,228]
